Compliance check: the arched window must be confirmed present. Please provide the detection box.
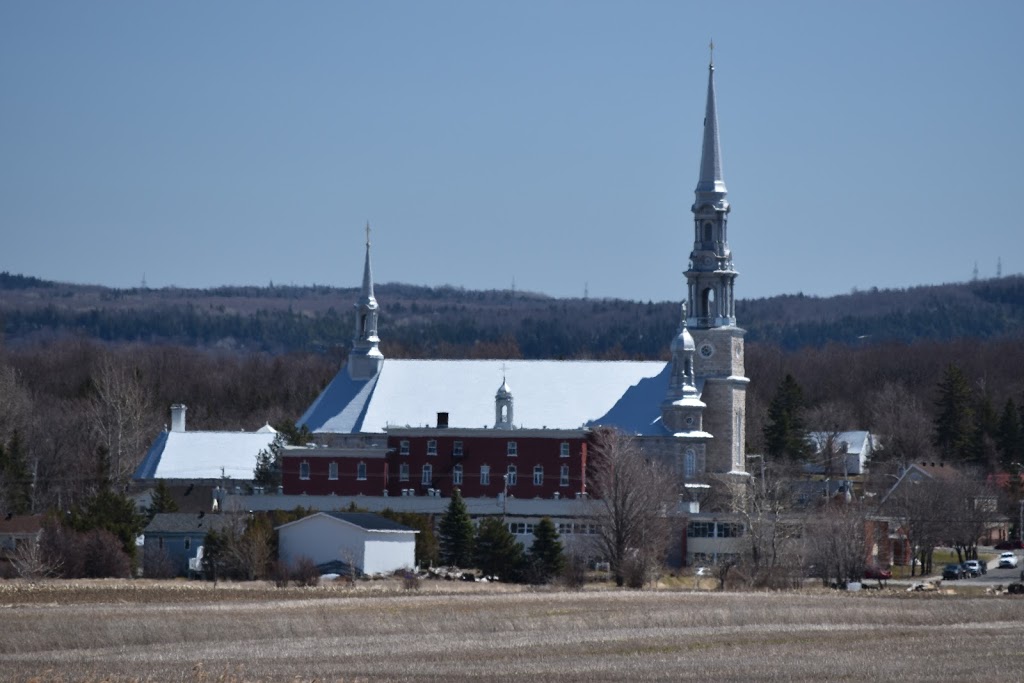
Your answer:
[480,465,490,486]
[703,222,713,242]
[453,464,463,486]
[702,288,717,318]
[533,465,543,486]
[299,461,310,480]
[506,464,517,486]
[560,465,570,487]
[422,464,433,485]
[399,463,409,482]
[356,462,367,481]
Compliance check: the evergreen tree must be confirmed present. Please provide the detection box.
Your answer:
[763,374,811,460]
[438,488,475,567]
[996,398,1023,469]
[71,488,147,569]
[0,431,33,514]
[254,435,284,489]
[933,364,976,463]
[474,517,525,581]
[146,479,178,520]
[527,516,565,583]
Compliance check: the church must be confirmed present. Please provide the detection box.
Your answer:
[295,55,749,495]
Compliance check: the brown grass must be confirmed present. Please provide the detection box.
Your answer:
[2,579,1023,682]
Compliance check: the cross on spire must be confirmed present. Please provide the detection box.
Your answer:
[709,39,714,67]
[365,221,371,247]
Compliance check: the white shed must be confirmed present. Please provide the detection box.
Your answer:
[276,512,417,575]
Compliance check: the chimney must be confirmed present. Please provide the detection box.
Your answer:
[437,412,449,429]
[170,404,187,432]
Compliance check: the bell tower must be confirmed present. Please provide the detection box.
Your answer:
[348,223,384,380]
[684,46,749,474]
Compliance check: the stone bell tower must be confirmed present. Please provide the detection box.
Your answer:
[684,47,749,474]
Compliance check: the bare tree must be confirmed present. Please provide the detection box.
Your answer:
[588,429,678,587]
[804,499,867,587]
[806,401,856,479]
[736,460,807,588]
[88,356,154,489]
[881,478,946,576]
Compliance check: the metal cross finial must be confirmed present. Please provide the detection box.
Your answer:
[681,301,687,321]
[709,39,714,67]
[365,222,371,247]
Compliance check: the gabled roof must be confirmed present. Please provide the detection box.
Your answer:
[144,512,235,535]
[808,431,872,455]
[298,359,674,436]
[133,429,279,481]
[276,511,416,534]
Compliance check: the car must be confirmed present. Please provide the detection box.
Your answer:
[998,552,1019,568]
[864,565,892,580]
[961,560,982,577]
[942,564,964,580]
[994,540,1024,550]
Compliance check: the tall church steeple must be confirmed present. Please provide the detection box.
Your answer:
[348,223,384,380]
[686,42,738,329]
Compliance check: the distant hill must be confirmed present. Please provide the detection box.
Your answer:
[1,271,1022,356]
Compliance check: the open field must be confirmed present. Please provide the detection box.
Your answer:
[2,579,1024,682]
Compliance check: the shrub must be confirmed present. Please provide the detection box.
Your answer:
[400,570,420,591]
[291,556,319,587]
[81,529,131,578]
[142,546,177,579]
[559,552,588,590]
[270,560,290,588]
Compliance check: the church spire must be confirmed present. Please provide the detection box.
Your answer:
[695,40,727,203]
[348,223,384,380]
[686,46,737,329]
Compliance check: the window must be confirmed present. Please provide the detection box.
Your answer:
[507,441,517,456]
[557,522,574,535]
[328,461,339,480]
[533,465,543,486]
[684,448,696,479]
[453,440,464,457]
[422,464,432,485]
[687,521,715,538]
[718,522,744,538]
[356,462,367,481]
[427,440,437,456]
[560,465,570,487]
[399,463,409,482]
[184,537,191,551]
[508,522,535,535]
[506,464,517,486]
[560,442,570,458]
[480,465,490,486]
[400,440,410,456]
[453,464,463,486]
[299,461,310,480]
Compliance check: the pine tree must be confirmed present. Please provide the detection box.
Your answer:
[763,374,811,460]
[996,398,1023,469]
[933,364,976,463]
[474,517,524,581]
[0,431,33,514]
[438,488,475,567]
[527,517,565,583]
[147,479,178,520]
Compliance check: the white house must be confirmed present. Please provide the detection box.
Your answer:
[276,512,417,576]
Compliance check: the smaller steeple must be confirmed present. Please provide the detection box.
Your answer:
[494,374,514,430]
[695,40,728,206]
[348,223,384,380]
[661,302,706,433]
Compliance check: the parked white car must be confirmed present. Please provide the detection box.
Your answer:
[997,552,1019,568]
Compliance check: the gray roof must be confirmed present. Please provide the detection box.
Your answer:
[319,511,416,533]
[144,512,235,535]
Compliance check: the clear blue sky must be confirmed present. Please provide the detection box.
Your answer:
[2,1,1022,302]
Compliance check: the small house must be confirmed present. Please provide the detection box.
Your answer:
[276,512,417,576]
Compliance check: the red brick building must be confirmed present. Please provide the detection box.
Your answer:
[280,444,389,496]
[385,428,589,499]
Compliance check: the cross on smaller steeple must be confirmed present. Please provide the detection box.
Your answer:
[365,222,371,247]
[709,39,714,67]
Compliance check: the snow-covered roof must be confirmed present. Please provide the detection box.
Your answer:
[134,428,279,481]
[808,431,872,455]
[298,359,675,436]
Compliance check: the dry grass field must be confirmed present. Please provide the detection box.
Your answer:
[2,579,1023,682]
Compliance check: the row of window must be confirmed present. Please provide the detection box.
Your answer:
[398,463,572,487]
[507,522,602,536]
[687,521,745,538]
[398,440,573,458]
[298,461,367,481]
